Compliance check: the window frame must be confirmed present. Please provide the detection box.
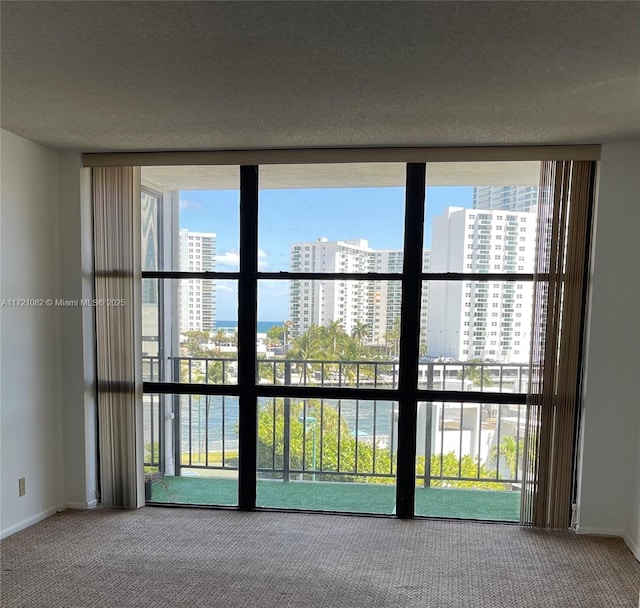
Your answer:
[142,163,541,517]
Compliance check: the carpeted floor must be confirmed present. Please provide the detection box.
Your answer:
[150,476,521,521]
[2,508,639,607]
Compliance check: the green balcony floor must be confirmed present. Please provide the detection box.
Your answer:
[149,476,520,521]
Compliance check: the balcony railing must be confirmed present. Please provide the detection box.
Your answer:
[143,356,532,489]
[143,355,532,393]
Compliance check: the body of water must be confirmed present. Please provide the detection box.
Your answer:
[179,396,396,451]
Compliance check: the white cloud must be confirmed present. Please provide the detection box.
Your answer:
[179,198,202,210]
[216,251,240,268]
[258,249,268,269]
[216,283,234,292]
[215,249,268,269]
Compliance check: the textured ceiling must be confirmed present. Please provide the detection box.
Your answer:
[1,1,639,153]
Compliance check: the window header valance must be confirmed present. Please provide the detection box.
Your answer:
[82,145,601,168]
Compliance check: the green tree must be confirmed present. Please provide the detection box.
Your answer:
[288,326,324,377]
[490,436,524,479]
[206,359,226,384]
[257,402,504,490]
[213,329,228,350]
[351,321,370,347]
[326,319,346,355]
[180,360,205,383]
[459,358,493,387]
[257,358,281,384]
[338,339,364,385]
[266,325,285,343]
[417,451,504,490]
[181,330,212,357]
[257,399,393,483]
[384,317,401,357]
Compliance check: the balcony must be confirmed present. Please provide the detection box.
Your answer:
[143,356,531,521]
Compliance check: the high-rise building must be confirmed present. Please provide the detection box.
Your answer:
[141,191,161,357]
[427,207,536,362]
[289,238,429,345]
[472,186,539,212]
[179,229,216,332]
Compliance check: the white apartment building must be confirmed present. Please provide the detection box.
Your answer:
[289,238,429,345]
[473,186,539,212]
[370,249,431,348]
[179,229,217,332]
[427,207,537,362]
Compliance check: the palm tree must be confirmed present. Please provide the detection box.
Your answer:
[326,319,345,356]
[384,328,399,357]
[491,436,524,479]
[257,359,278,384]
[459,358,493,387]
[288,329,323,380]
[206,360,225,384]
[351,321,370,349]
[282,320,293,355]
[181,330,211,357]
[338,339,361,385]
[213,329,227,350]
[384,317,401,357]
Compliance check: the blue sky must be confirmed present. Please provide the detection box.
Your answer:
[179,186,473,320]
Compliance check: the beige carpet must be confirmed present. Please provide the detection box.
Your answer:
[1,507,639,608]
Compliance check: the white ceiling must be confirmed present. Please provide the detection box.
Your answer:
[2,1,639,153]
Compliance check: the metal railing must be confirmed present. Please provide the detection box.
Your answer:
[142,393,162,470]
[144,355,532,393]
[143,355,530,487]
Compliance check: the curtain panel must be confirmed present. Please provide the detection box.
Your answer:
[93,166,143,507]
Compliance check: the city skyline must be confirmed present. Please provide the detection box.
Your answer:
[170,186,540,362]
[180,186,474,320]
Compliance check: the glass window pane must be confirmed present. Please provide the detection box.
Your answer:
[259,163,406,273]
[423,162,541,273]
[144,392,239,507]
[414,401,524,521]
[419,280,535,392]
[257,396,398,514]
[141,189,160,272]
[257,279,401,389]
[141,166,240,272]
[142,277,160,379]
[141,279,238,385]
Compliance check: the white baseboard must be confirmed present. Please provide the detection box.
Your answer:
[574,525,624,537]
[65,499,98,510]
[623,533,640,562]
[0,505,62,540]
[575,526,640,563]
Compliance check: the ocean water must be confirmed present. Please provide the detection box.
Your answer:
[217,320,282,334]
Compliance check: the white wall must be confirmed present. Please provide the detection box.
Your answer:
[576,141,640,561]
[58,154,98,510]
[0,132,97,538]
[1,130,64,537]
[630,390,640,560]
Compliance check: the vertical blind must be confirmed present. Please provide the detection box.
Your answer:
[521,160,595,528]
[93,166,143,507]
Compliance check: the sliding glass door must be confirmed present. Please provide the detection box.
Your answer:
[138,159,594,525]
